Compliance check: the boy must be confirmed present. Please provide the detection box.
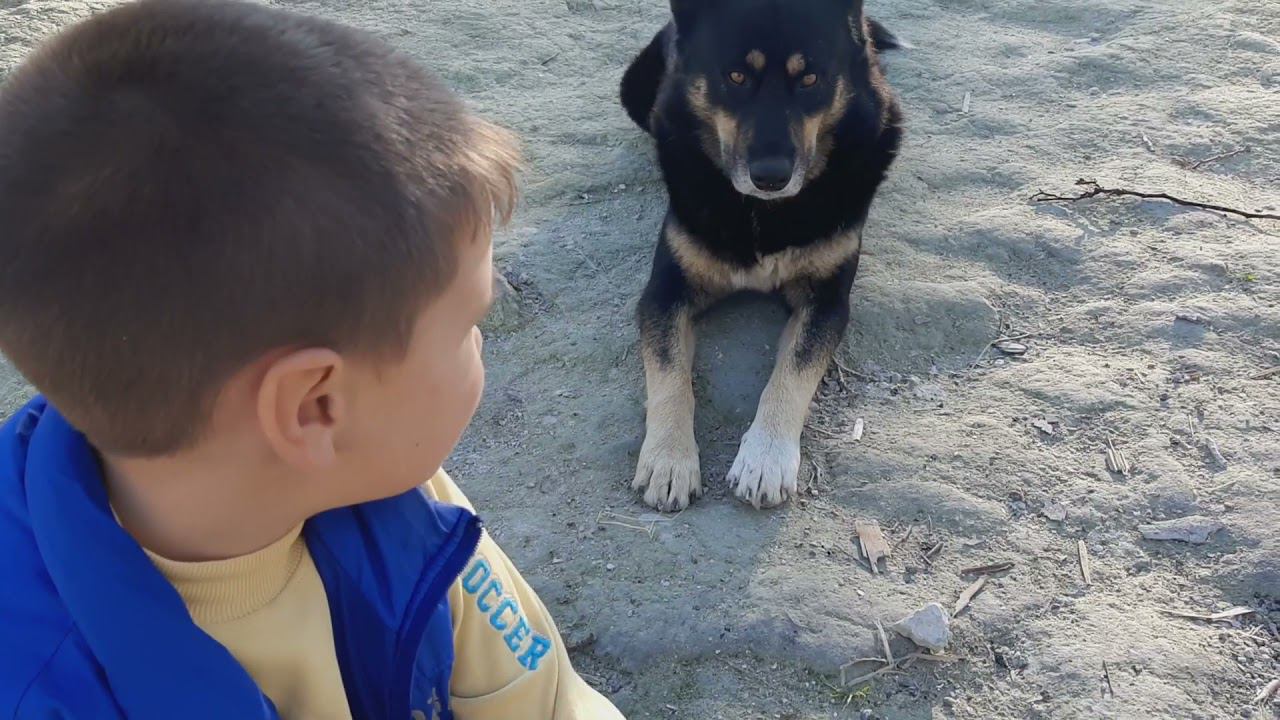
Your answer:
[0,1,625,718]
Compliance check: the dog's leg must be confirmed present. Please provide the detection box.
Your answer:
[729,256,858,508]
[634,239,702,511]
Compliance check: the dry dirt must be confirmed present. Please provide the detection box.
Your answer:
[2,1,1278,718]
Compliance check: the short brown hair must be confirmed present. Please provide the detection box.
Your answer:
[0,0,519,455]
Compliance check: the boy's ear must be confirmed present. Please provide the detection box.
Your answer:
[256,348,345,470]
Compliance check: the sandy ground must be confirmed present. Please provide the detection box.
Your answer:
[3,1,1279,718]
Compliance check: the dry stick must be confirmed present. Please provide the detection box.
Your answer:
[954,576,987,616]
[961,561,1015,576]
[1250,366,1280,380]
[1077,540,1092,587]
[1103,661,1116,698]
[1189,146,1248,170]
[875,619,895,665]
[922,541,944,566]
[1031,179,1280,221]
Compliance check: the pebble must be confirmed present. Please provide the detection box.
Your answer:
[605,562,616,571]
[1138,515,1224,544]
[890,602,953,652]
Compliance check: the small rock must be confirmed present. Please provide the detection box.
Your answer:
[1042,501,1068,522]
[1031,418,1055,435]
[994,340,1028,356]
[912,382,947,403]
[890,602,952,652]
[1138,515,1224,544]
[605,562,616,571]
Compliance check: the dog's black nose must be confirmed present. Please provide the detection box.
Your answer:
[748,156,794,192]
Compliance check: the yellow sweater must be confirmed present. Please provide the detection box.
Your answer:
[143,470,624,720]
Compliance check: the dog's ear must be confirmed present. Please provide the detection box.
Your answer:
[842,0,867,44]
[669,0,709,31]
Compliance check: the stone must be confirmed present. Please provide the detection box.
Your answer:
[1138,515,1224,544]
[1042,501,1068,522]
[890,602,952,652]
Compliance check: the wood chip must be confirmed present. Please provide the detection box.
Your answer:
[962,91,971,114]
[1103,661,1116,697]
[1031,418,1055,435]
[954,576,987,616]
[856,521,891,574]
[852,417,865,441]
[1255,678,1280,705]
[961,561,1015,576]
[1161,606,1256,623]
[1077,540,1092,586]
[1105,438,1131,475]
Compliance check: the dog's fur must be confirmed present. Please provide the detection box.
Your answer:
[621,0,903,510]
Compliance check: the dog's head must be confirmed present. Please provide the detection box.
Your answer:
[671,0,893,201]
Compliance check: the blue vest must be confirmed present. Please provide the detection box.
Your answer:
[0,398,481,720]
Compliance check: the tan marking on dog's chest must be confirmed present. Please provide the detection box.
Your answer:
[667,223,861,294]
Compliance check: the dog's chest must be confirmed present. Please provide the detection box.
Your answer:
[725,248,811,292]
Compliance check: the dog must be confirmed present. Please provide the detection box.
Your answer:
[620,0,904,511]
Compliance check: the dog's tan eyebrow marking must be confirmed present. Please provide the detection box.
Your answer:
[786,54,806,77]
[746,50,766,71]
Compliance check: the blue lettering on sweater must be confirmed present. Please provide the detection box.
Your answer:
[459,557,554,671]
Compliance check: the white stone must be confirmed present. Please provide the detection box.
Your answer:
[890,602,952,652]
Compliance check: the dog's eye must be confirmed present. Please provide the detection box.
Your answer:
[728,70,747,86]
[800,73,819,88]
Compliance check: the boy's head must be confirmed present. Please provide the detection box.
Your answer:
[0,0,518,502]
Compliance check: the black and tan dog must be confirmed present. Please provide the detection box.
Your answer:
[620,0,904,511]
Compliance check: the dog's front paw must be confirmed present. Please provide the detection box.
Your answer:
[633,434,702,512]
[727,425,800,509]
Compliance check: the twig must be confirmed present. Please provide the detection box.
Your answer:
[596,510,657,538]
[875,619,894,665]
[1031,179,1280,221]
[842,665,903,688]
[960,561,1015,576]
[834,358,873,381]
[1161,606,1256,623]
[1102,661,1116,698]
[1077,540,1092,587]
[1188,146,1248,170]
[1249,366,1280,380]
[897,524,916,551]
[954,576,987,617]
[921,541,944,565]
[899,651,964,664]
